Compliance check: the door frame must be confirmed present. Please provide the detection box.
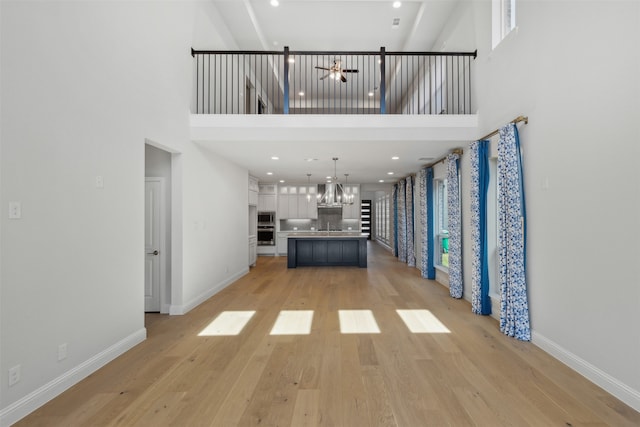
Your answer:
[145,177,167,312]
[145,138,182,315]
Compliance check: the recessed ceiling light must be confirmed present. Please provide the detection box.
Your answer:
[392,156,399,160]
[305,158,318,162]
[271,156,279,160]
[393,1,402,8]
[298,91,304,96]
[379,179,385,183]
[326,176,332,179]
[368,92,374,97]
[267,172,273,175]
[387,172,394,175]
[288,57,295,63]
[279,179,285,183]
[270,0,279,7]
[326,179,332,183]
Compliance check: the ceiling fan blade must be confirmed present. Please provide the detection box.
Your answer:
[341,69,359,73]
[319,73,331,80]
[340,74,347,83]
[315,66,331,71]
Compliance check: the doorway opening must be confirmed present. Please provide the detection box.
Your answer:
[144,143,174,314]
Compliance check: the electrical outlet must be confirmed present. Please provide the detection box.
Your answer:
[95,175,104,189]
[58,343,68,361]
[9,365,21,386]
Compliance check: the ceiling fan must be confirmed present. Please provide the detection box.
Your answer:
[315,60,359,82]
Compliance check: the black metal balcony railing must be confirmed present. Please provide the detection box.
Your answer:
[191,47,476,115]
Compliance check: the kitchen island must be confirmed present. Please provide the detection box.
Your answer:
[287,232,367,268]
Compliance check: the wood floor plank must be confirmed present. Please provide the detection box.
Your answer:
[291,389,321,426]
[14,243,640,427]
[340,335,372,426]
[360,366,398,427]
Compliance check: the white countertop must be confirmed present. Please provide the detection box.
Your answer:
[286,231,367,238]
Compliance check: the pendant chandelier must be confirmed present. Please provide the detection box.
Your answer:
[317,157,353,207]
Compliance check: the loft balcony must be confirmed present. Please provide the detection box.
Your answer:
[191,47,477,116]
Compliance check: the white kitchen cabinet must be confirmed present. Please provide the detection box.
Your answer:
[277,232,288,255]
[288,186,298,219]
[249,176,259,206]
[258,183,277,212]
[249,236,257,266]
[297,185,318,219]
[278,185,319,219]
[259,184,276,194]
[342,184,360,219]
[278,186,289,219]
[258,194,276,212]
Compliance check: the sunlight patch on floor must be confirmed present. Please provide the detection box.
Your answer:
[198,311,256,336]
[338,310,381,334]
[396,309,451,333]
[270,310,314,335]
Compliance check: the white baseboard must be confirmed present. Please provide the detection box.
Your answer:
[170,268,249,315]
[0,328,147,427]
[532,330,640,412]
[374,240,392,252]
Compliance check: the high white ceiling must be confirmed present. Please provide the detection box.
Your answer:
[197,0,469,185]
[211,0,458,52]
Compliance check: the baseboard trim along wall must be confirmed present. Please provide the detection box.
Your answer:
[0,328,147,427]
[532,331,640,412]
[170,267,249,315]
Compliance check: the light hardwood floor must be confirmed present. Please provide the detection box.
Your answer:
[17,243,640,426]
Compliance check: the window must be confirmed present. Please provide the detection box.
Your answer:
[492,0,516,49]
[434,179,449,268]
[375,193,391,246]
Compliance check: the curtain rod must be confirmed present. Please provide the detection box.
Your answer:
[419,116,528,172]
[478,115,529,141]
[425,148,464,168]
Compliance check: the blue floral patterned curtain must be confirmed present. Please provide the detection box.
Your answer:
[471,140,492,315]
[392,184,398,256]
[498,123,530,341]
[421,168,435,279]
[418,169,427,276]
[447,153,462,299]
[397,178,407,263]
[406,176,415,267]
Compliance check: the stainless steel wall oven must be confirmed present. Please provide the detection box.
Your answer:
[257,226,275,246]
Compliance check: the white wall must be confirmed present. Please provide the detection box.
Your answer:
[0,1,249,423]
[179,142,248,314]
[433,0,640,409]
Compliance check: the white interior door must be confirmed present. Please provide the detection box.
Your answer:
[145,179,162,312]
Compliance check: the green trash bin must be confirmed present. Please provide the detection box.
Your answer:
[441,230,449,253]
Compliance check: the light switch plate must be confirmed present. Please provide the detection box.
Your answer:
[9,201,21,219]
